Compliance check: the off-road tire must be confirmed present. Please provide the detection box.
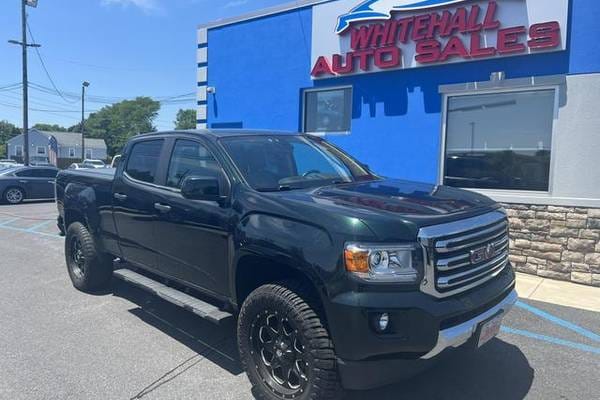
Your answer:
[3,187,25,204]
[238,283,342,400]
[65,222,113,292]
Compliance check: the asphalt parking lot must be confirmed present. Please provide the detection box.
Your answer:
[1,202,599,400]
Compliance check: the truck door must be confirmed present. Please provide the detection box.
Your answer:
[152,138,232,297]
[112,139,166,272]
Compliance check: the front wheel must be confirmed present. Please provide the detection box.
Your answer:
[65,222,113,292]
[3,187,25,204]
[238,283,342,400]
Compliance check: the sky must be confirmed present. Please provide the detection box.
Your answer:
[0,0,290,131]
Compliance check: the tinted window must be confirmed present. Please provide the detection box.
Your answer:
[220,135,371,191]
[304,87,352,133]
[15,169,36,178]
[444,90,555,192]
[166,140,222,189]
[125,140,164,184]
[39,169,58,178]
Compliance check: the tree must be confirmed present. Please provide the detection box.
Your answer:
[70,97,160,156]
[174,109,197,130]
[32,123,67,132]
[0,121,21,159]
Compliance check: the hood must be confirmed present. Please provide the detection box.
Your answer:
[311,179,494,216]
[266,179,498,241]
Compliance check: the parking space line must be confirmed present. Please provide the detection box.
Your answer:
[0,217,20,227]
[516,301,600,343]
[25,220,54,232]
[501,327,600,355]
[0,223,62,239]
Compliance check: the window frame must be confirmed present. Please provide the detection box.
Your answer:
[15,145,23,157]
[439,85,560,196]
[36,146,47,156]
[123,139,167,186]
[85,149,93,160]
[122,136,232,198]
[68,148,76,158]
[302,85,353,136]
[165,138,227,191]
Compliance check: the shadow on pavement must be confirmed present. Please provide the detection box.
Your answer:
[346,339,534,400]
[111,280,243,377]
[110,280,534,400]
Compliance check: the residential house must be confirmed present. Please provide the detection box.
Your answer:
[6,129,107,168]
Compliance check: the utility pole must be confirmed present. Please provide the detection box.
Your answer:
[81,81,89,161]
[9,0,39,166]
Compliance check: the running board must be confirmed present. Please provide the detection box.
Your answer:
[113,269,233,324]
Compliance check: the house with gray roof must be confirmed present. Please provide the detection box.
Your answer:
[6,129,107,168]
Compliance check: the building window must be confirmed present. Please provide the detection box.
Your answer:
[69,148,76,158]
[303,86,352,134]
[15,145,23,157]
[37,146,47,155]
[85,149,93,159]
[443,89,556,192]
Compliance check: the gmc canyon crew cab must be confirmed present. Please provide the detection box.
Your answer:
[56,130,517,400]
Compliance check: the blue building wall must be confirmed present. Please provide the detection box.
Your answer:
[206,0,600,184]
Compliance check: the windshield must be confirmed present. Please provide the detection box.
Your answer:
[0,167,19,176]
[220,135,374,191]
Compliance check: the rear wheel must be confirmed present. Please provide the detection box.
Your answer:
[65,222,113,292]
[3,187,25,204]
[238,283,342,400]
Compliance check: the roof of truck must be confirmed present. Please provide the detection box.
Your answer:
[137,129,300,139]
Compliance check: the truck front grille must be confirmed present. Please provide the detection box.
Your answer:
[418,210,509,298]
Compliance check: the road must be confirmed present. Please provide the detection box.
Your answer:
[0,202,599,400]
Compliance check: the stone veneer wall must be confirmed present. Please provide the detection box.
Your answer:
[503,203,600,287]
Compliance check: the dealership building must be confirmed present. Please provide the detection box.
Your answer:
[197,0,600,286]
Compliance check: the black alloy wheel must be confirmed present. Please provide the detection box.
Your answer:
[70,235,86,279]
[238,283,342,400]
[251,311,309,397]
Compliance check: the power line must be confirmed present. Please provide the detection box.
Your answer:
[26,21,79,105]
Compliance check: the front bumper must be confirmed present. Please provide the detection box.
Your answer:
[325,265,516,390]
[421,288,517,359]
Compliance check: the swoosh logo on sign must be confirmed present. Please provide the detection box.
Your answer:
[335,0,470,34]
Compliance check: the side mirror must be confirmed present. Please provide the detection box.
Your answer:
[181,176,224,202]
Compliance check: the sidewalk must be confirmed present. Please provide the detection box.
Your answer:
[516,272,600,312]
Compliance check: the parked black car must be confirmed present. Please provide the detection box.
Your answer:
[56,130,516,399]
[0,166,59,204]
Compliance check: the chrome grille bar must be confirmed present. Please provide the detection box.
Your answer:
[434,220,507,253]
[418,210,509,298]
[437,251,508,288]
[437,235,509,272]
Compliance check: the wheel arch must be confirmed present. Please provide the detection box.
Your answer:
[234,254,329,320]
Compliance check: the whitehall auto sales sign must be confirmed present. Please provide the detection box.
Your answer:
[311,0,569,78]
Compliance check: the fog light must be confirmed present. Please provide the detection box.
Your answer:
[378,313,390,332]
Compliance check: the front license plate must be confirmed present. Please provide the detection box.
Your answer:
[477,314,503,348]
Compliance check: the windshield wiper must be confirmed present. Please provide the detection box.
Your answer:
[256,185,301,192]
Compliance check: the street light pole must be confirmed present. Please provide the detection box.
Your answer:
[81,81,89,161]
[21,0,29,166]
[9,0,39,166]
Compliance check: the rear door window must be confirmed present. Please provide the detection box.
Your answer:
[38,169,58,178]
[125,140,164,184]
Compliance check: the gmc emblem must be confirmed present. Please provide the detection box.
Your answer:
[470,243,496,265]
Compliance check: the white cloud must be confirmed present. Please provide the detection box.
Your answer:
[101,0,162,14]
[224,0,249,8]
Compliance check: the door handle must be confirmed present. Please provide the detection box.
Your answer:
[114,193,128,201]
[154,203,172,213]
[19,180,28,184]
[48,180,56,184]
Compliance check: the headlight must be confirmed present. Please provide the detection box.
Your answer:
[344,243,420,283]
